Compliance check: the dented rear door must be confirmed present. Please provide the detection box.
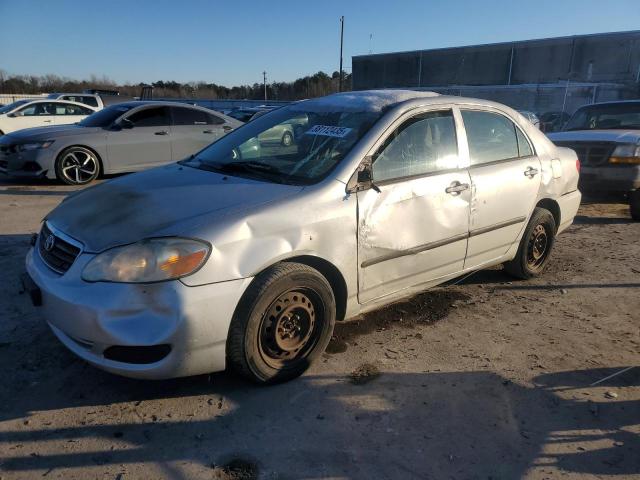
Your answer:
[356,108,471,303]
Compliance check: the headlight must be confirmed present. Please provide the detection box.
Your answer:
[18,140,54,152]
[609,144,640,164]
[82,238,210,283]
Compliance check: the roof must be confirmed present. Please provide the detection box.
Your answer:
[292,89,440,113]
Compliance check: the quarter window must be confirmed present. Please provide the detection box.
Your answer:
[126,107,169,127]
[461,110,533,165]
[372,110,458,182]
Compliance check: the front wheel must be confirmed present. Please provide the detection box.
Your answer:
[55,146,100,185]
[504,207,556,279]
[629,190,640,221]
[227,263,336,384]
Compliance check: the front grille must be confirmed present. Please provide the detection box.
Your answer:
[553,141,615,166]
[38,223,81,274]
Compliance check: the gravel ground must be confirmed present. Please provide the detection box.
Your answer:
[0,176,638,480]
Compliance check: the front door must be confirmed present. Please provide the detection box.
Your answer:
[357,109,471,303]
[12,102,57,132]
[460,109,542,268]
[106,106,173,172]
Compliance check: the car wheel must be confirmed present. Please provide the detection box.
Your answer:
[281,131,293,147]
[629,190,640,221]
[504,207,556,280]
[55,146,100,185]
[227,262,336,384]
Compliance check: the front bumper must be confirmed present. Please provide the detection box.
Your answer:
[0,148,56,178]
[25,244,253,379]
[579,165,640,193]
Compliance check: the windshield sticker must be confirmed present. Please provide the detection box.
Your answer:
[305,125,353,138]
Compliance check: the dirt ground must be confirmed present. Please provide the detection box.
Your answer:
[0,176,638,480]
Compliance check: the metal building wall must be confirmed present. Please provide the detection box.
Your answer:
[352,30,640,91]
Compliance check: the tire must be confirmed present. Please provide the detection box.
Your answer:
[55,146,100,185]
[281,131,293,147]
[227,262,336,384]
[629,190,640,221]
[504,207,557,280]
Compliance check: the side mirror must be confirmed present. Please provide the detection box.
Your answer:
[357,165,373,184]
[346,157,381,193]
[7,112,19,118]
[120,118,134,129]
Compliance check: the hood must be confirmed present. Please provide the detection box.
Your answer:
[3,124,101,142]
[548,129,640,144]
[46,163,303,252]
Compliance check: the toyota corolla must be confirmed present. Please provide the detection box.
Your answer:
[23,90,581,384]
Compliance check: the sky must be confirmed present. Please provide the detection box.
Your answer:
[1,0,640,87]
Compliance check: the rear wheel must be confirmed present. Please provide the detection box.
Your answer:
[504,207,556,279]
[55,146,100,185]
[629,190,640,221]
[227,262,336,384]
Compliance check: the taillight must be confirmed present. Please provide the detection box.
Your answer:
[576,159,581,172]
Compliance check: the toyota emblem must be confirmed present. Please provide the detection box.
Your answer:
[44,234,56,252]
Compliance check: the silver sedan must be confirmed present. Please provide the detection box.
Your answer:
[24,90,581,383]
[0,101,241,185]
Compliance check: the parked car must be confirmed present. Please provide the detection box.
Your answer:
[47,92,134,110]
[539,111,570,133]
[22,90,580,383]
[548,100,640,219]
[0,99,96,136]
[0,101,241,185]
[518,110,541,129]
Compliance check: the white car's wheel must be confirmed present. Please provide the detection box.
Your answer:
[504,207,556,279]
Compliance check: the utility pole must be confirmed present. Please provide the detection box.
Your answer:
[263,71,267,102]
[339,16,344,92]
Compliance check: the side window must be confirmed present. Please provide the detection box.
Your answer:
[372,110,458,182]
[54,103,94,115]
[516,127,533,157]
[207,112,225,125]
[126,107,169,127]
[19,102,56,116]
[171,107,208,125]
[461,110,521,165]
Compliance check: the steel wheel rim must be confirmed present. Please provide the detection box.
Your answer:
[61,150,97,184]
[527,224,549,269]
[258,288,322,369]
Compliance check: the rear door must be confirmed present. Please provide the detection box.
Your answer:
[106,106,172,171]
[357,108,471,303]
[169,106,229,160]
[52,102,94,125]
[460,109,541,268]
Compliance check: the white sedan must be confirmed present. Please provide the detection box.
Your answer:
[0,99,96,135]
[24,90,581,383]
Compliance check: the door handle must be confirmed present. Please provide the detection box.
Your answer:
[223,125,233,132]
[445,181,470,195]
[203,129,214,134]
[154,130,169,136]
[43,120,52,123]
[524,166,539,178]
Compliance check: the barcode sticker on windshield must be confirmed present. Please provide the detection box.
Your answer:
[305,125,352,138]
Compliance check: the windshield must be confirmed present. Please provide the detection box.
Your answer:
[0,99,30,114]
[564,103,640,131]
[182,106,381,185]
[78,104,136,127]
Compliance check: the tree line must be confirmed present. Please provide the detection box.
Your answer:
[0,70,352,100]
